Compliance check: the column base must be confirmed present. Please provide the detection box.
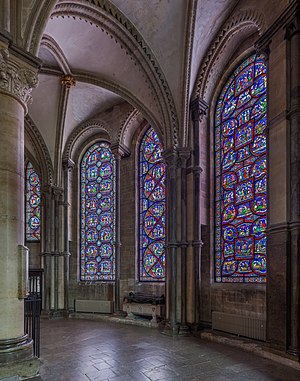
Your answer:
[161,321,180,336]
[287,349,300,362]
[0,335,39,380]
[49,309,68,319]
[112,310,127,318]
[178,324,191,336]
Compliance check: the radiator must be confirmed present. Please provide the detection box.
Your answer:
[75,299,113,314]
[212,311,266,341]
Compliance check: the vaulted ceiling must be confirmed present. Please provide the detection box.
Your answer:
[23,0,240,183]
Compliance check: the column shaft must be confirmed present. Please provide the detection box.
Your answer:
[191,98,208,328]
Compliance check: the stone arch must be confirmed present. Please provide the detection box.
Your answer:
[40,34,71,74]
[25,0,179,148]
[63,119,111,164]
[25,115,54,186]
[192,9,266,104]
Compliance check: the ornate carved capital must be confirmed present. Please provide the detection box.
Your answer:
[0,47,38,108]
[61,74,76,88]
[190,97,208,123]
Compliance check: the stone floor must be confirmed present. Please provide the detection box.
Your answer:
[33,318,300,381]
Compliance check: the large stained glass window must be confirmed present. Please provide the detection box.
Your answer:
[139,127,166,281]
[215,54,267,283]
[25,162,41,241]
[80,142,115,281]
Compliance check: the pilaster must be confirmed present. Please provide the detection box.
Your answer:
[62,159,75,312]
[177,148,191,336]
[162,147,180,335]
[190,97,208,330]
[111,143,130,314]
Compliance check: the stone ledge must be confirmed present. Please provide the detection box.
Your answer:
[200,331,300,371]
[69,312,160,329]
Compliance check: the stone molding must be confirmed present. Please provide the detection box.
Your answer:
[0,47,38,110]
[181,0,198,147]
[63,118,111,162]
[118,108,145,151]
[47,0,178,147]
[192,9,266,101]
[25,114,54,185]
[41,34,71,74]
[255,0,299,48]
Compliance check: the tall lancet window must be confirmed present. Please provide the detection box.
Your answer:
[80,142,116,281]
[139,127,166,281]
[25,161,41,241]
[215,54,267,283]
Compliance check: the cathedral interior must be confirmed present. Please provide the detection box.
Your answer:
[0,0,300,380]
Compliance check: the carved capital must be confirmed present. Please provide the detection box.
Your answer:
[61,74,76,88]
[285,2,300,40]
[52,186,64,200]
[110,142,130,159]
[190,97,208,122]
[177,147,191,169]
[163,147,179,170]
[0,47,38,108]
[62,158,75,171]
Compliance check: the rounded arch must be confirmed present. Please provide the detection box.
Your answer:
[25,115,54,186]
[192,9,266,104]
[26,0,179,147]
[63,119,111,164]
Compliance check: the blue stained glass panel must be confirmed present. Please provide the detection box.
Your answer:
[215,54,267,283]
[80,143,115,281]
[26,162,41,241]
[139,127,166,281]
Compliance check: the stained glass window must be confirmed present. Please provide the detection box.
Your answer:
[80,142,115,281]
[215,54,267,283]
[139,127,166,281]
[25,162,41,241]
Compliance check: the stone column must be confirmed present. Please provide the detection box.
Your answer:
[55,75,76,186]
[178,148,191,335]
[111,143,129,314]
[51,186,63,316]
[62,159,74,312]
[190,97,208,329]
[286,4,300,359]
[0,35,40,378]
[41,185,52,312]
[162,147,179,334]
